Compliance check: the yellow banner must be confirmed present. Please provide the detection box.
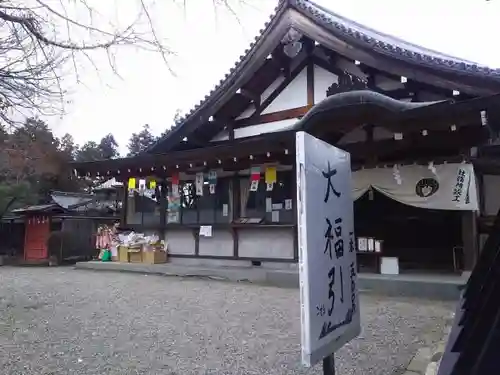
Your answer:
[265,166,277,184]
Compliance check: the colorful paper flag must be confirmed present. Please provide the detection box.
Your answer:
[265,166,277,184]
[171,173,179,185]
[250,166,260,181]
[208,170,217,184]
[195,172,204,196]
[128,177,136,190]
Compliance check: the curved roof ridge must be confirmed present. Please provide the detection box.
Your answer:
[291,0,500,76]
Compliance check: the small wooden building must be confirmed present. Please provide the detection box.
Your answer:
[11,191,120,263]
[72,0,500,274]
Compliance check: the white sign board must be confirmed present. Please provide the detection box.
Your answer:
[296,131,361,367]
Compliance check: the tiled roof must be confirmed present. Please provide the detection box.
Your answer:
[150,0,500,152]
[293,0,500,77]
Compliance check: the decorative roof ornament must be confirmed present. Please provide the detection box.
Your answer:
[282,27,303,58]
[326,71,368,96]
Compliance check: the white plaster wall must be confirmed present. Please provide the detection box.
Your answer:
[211,118,298,142]
[375,76,405,91]
[261,68,307,114]
[198,229,234,256]
[261,75,286,104]
[165,229,195,255]
[238,228,295,259]
[483,175,500,215]
[236,106,256,120]
[314,65,338,104]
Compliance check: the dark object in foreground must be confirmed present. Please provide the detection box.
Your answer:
[438,207,500,375]
[323,355,336,375]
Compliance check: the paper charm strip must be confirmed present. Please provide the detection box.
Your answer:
[171,173,180,196]
[128,177,136,190]
[195,172,204,196]
[138,179,147,193]
[250,166,260,192]
[208,170,217,195]
[265,166,277,191]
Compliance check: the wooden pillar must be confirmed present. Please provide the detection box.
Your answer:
[462,211,479,271]
[120,186,128,226]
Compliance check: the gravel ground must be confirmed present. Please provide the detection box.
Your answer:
[0,267,453,375]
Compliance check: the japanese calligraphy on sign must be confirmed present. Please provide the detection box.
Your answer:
[296,131,360,367]
[452,167,471,204]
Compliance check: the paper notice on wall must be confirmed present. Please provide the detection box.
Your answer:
[272,203,283,210]
[266,198,272,213]
[271,210,279,222]
[250,179,259,192]
[368,238,375,251]
[222,204,229,217]
[209,184,216,194]
[172,184,179,196]
[138,179,146,192]
[266,182,274,191]
[200,226,212,237]
[195,172,204,196]
[167,212,180,223]
[358,237,367,252]
[285,199,292,210]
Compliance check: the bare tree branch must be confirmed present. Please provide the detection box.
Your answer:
[0,0,250,128]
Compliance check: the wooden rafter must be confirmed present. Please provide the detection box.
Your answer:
[307,60,315,105]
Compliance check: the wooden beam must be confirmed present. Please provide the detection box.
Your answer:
[307,60,315,106]
[235,106,310,128]
[239,89,261,111]
[343,126,488,161]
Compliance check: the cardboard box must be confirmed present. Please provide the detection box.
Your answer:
[118,246,129,262]
[128,249,143,263]
[142,250,167,264]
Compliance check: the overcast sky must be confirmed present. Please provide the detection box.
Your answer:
[51,0,500,154]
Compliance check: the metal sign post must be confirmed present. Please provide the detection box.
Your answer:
[323,354,336,375]
[296,131,361,371]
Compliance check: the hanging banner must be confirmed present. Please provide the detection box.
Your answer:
[208,170,217,195]
[351,163,478,211]
[149,179,157,190]
[265,166,277,192]
[296,131,360,367]
[195,172,204,196]
[171,173,180,186]
[265,166,277,184]
[138,179,146,193]
[127,177,136,190]
[250,166,260,192]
